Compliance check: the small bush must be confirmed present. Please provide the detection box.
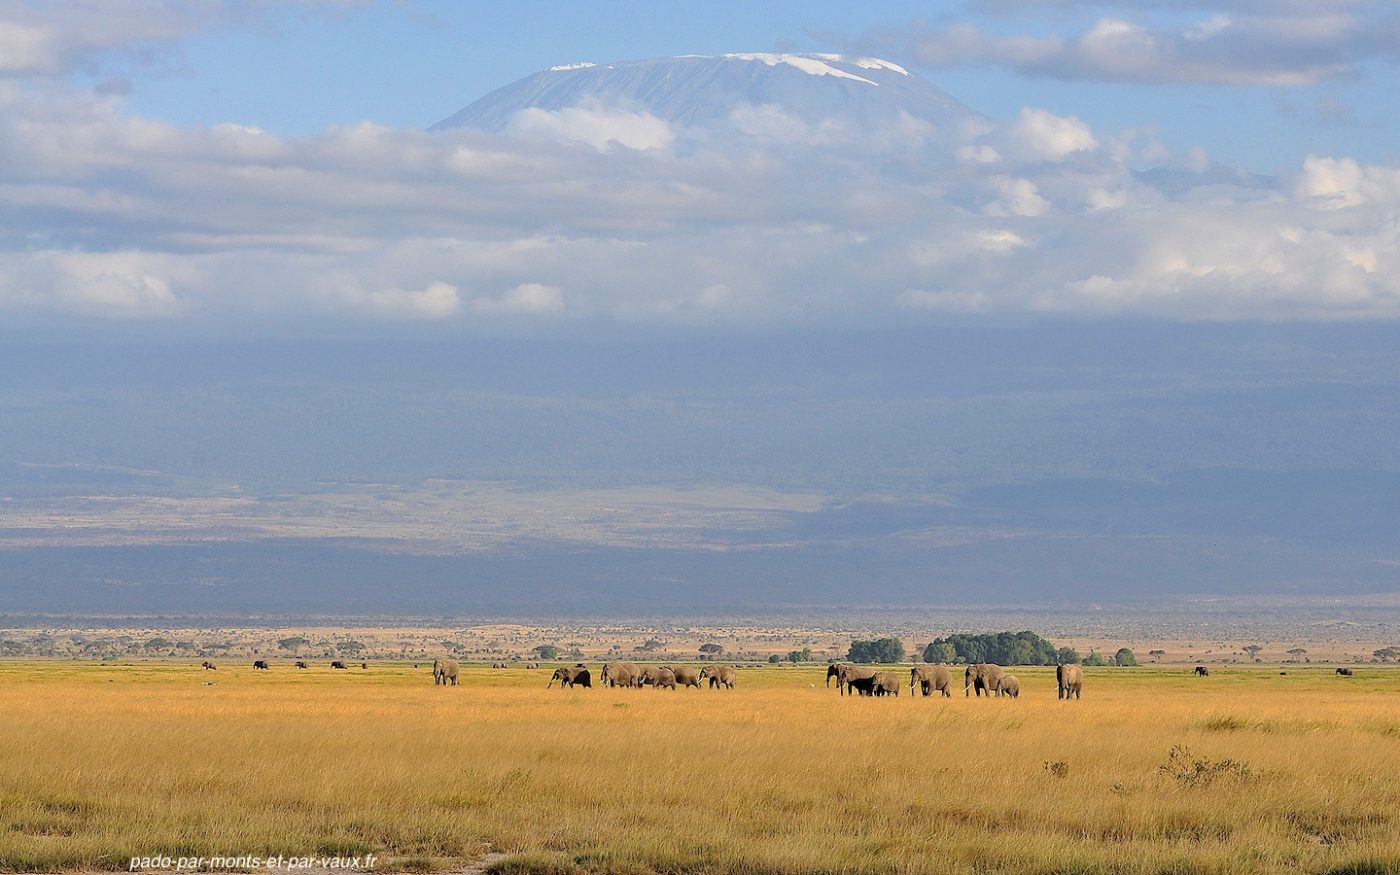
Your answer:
[1158,745,1253,787]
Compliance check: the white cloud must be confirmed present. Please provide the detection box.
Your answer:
[508,100,675,152]
[1012,108,1099,161]
[985,177,1051,216]
[366,281,461,320]
[473,283,565,315]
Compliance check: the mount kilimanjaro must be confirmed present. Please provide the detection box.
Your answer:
[430,52,985,135]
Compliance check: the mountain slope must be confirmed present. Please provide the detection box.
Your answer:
[430,53,984,134]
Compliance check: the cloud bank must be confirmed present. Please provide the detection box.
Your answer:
[0,2,1397,331]
[877,2,1400,86]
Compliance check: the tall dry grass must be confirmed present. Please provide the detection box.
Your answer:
[1,661,1398,873]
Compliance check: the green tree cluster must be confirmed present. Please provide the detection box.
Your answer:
[920,631,1065,665]
[847,638,904,664]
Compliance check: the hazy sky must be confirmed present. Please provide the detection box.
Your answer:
[2,0,1398,331]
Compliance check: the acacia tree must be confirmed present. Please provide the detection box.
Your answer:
[1243,644,1264,662]
[1149,649,1166,662]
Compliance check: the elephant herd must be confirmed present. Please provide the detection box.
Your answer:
[230,659,368,671]
[542,662,739,690]
[826,662,1084,700]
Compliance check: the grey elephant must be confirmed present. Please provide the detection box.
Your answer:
[1194,665,1210,677]
[837,664,879,696]
[699,665,736,689]
[826,663,848,688]
[667,666,703,689]
[964,663,1006,697]
[201,661,217,671]
[253,660,269,670]
[330,660,347,669]
[639,666,677,690]
[1337,667,1355,676]
[872,671,901,696]
[1057,663,1083,699]
[433,657,460,686]
[999,675,1021,698]
[295,660,308,669]
[601,661,642,688]
[548,666,591,688]
[910,664,951,697]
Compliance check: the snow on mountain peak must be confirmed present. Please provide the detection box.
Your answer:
[721,53,880,86]
[548,62,596,72]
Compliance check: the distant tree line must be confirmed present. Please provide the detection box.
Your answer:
[847,638,905,664]
[921,631,1078,666]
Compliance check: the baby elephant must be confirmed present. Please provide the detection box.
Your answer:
[201,661,217,671]
[999,675,1021,698]
[640,666,677,690]
[872,671,901,697]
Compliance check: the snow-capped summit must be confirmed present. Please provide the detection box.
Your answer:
[430,53,983,134]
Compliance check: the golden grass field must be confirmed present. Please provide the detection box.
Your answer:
[2,660,1399,874]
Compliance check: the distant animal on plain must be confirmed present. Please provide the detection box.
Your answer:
[295,660,308,669]
[910,664,951,697]
[253,660,269,670]
[1057,663,1084,700]
[965,663,1006,697]
[433,657,459,686]
[548,666,591,688]
[1337,667,1354,676]
[361,662,368,669]
[1194,665,1210,676]
[999,675,1021,698]
[330,660,347,669]
[699,665,736,689]
[201,661,217,671]
[526,662,539,669]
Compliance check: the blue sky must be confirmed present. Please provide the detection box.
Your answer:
[2,1,1398,329]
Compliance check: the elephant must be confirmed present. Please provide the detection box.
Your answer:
[330,660,347,669]
[1194,665,1210,677]
[201,661,217,671]
[433,657,460,686]
[699,665,737,689]
[295,660,308,669]
[910,664,952,697]
[964,663,1006,697]
[1337,667,1354,676]
[253,660,269,670]
[836,664,879,696]
[846,674,879,696]
[361,662,368,670]
[549,666,592,688]
[639,666,677,690]
[999,675,1021,698]
[601,661,643,688]
[667,666,702,689]
[1057,663,1083,700]
[526,662,539,669]
[826,663,848,688]
[872,671,901,696]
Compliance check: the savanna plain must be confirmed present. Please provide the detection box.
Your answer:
[2,661,1399,875]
